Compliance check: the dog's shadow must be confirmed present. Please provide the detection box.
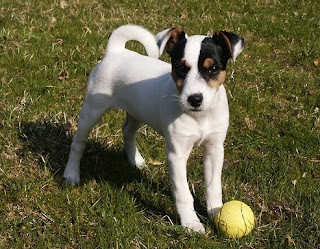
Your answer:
[19,120,186,220]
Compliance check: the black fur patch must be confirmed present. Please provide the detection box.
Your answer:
[170,39,190,79]
[198,37,228,82]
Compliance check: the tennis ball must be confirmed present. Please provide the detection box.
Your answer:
[214,200,255,238]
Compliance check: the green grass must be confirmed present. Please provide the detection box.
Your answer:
[1,0,319,248]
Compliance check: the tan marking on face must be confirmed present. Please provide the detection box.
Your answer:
[171,59,190,93]
[208,70,226,89]
[171,70,184,93]
[203,58,215,69]
[181,58,191,68]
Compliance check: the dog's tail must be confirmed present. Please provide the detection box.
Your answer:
[106,25,159,59]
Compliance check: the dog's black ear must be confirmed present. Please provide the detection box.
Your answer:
[156,28,187,56]
[212,31,245,62]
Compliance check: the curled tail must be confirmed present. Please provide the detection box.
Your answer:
[106,25,160,59]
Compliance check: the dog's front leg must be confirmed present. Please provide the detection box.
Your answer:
[203,133,225,221]
[166,139,205,233]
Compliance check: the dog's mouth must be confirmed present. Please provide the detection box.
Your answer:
[190,108,202,112]
[179,97,205,114]
[187,107,204,113]
[179,102,204,114]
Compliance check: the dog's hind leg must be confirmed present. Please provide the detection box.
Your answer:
[63,95,112,185]
[122,112,145,168]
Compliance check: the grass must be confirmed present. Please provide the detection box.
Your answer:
[0,0,319,248]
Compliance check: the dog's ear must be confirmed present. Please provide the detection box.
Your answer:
[156,28,187,56]
[212,31,245,62]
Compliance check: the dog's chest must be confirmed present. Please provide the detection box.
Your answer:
[193,117,217,146]
[169,112,226,147]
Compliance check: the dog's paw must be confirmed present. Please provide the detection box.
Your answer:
[179,209,205,233]
[63,175,80,186]
[207,206,222,221]
[183,221,206,234]
[135,159,146,169]
[63,169,80,186]
[63,163,80,186]
[127,153,146,169]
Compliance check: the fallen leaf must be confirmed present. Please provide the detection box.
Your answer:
[180,13,187,19]
[56,38,63,44]
[147,158,163,166]
[58,69,68,81]
[291,179,297,186]
[51,17,57,24]
[82,26,92,34]
[60,0,68,9]
[260,204,269,213]
[245,116,255,130]
[314,59,320,67]
[286,235,295,247]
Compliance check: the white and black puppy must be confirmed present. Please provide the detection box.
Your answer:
[63,25,244,233]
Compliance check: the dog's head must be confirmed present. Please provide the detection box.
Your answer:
[156,28,244,114]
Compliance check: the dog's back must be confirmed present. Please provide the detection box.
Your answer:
[86,25,172,134]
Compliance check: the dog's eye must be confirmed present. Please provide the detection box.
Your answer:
[174,63,190,78]
[208,65,219,75]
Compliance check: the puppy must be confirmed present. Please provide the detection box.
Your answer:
[63,25,244,233]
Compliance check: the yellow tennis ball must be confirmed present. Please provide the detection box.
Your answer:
[214,200,255,238]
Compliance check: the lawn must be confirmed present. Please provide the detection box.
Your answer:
[0,0,319,248]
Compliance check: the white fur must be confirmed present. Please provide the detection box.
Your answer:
[107,24,159,59]
[155,28,172,56]
[232,39,244,62]
[64,25,232,233]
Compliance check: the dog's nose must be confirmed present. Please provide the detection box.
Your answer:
[187,93,203,108]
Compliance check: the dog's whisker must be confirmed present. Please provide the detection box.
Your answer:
[162,95,182,103]
[162,93,180,100]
